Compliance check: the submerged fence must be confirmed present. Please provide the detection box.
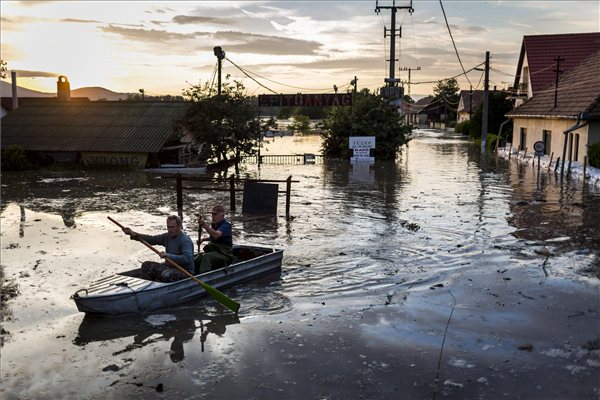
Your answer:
[241,154,324,165]
[162,174,299,219]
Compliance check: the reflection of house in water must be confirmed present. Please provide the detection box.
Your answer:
[1,76,192,168]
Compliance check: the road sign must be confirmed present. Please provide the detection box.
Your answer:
[533,141,545,153]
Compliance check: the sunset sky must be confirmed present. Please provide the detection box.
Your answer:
[1,1,598,98]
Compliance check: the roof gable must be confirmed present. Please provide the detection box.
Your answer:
[508,49,600,118]
[514,32,600,95]
[457,90,484,113]
[1,102,187,153]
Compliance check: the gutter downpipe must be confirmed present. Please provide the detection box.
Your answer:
[560,112,587,178]
[495,118,511,153]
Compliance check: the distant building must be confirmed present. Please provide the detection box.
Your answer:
[403,96,435,126]
[456,90,484,123]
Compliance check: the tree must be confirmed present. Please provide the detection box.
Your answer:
[319,89,412,160]
[288,114,311,135]
[433,78,460,122]
[177,77,276,175]
[470,91,514,140]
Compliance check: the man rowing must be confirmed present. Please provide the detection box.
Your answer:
[195,204,233,273]
[121,215,194,281]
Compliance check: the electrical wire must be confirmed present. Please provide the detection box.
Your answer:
[410,61,485,85]
[438,0,472,87]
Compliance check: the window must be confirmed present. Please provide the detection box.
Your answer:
[574,134,580,161]
[543,130,552,156]
[519,128,527,151]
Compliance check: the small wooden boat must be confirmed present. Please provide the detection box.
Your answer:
[72,244,283,315]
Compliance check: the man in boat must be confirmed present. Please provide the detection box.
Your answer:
[195,205,233,273]
[121,215,194,281]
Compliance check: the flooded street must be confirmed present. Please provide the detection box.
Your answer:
[1,129,599,399]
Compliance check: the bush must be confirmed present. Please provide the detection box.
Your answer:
[455,120,479,137]
[589,142,600,168]
[1,145,33,171]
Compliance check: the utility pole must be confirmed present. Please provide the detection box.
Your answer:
[400,66,421,96]
[375,0,414,100]
[469,85,473,120]
[553,56,564,108]
[481,51,490,151]
[213,46,226,96]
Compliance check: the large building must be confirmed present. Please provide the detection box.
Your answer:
[1,76,191,168]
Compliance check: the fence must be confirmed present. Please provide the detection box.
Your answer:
[241,154,323,165]
[162,174,299,219]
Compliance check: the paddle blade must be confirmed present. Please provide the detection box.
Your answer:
[197,280,241,313]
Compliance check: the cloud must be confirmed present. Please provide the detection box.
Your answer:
[213,31,323,55]
[172,15,234,25]
[60,18,102,24]
[100,24,202,43]
[14,70,59,78]
[265,56,383,71]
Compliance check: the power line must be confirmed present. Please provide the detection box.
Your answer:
[410,61,485,85]
[225,56,335,93]
[438,0,472,87]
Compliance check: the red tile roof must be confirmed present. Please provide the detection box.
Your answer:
[507,49,600,118]
[514,32,600,95]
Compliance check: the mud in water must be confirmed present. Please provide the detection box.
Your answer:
[1,130,599,399]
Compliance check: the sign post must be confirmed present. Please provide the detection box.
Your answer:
[349,136,375,163]
[533,141,545,176]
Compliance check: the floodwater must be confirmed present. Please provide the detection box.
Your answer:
[1,129,599,399]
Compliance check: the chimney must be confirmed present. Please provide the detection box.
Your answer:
[57,76,71,101]
[11,70,18,110]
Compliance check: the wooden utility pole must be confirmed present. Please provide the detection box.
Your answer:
[553,56,564,108]
[481,51,490,151]
[400,66,421,96]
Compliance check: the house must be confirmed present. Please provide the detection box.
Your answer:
[1,75,193,168]
[512,32,600,106]
[506,49,600,165]
[1,100,189,167]
[456,90,484,123]
[403,96,435,126]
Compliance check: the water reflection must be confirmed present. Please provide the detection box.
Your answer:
[73,310,240,362]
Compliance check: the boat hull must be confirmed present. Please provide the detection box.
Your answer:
[72,245,283,314]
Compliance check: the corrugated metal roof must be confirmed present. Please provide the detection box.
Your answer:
[513,32,600,95]
[1,101,187,153]
[507,50,600,118]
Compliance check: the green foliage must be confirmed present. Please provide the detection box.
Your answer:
[433,78,460,122]
[289,114,311,135]
[177,77,276,173]
[1,145,33,171]
[470,91,514,139]
[455,119,479,137]
[319,89,412,160]
[588,142,600,168]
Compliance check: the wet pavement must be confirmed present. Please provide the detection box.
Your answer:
[1,129,599,399]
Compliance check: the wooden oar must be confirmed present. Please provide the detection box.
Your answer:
[107,216,240,313]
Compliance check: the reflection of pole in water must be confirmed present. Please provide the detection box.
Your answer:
[19,204,25,238]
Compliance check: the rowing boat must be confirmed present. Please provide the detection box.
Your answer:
[72,244,283,314]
